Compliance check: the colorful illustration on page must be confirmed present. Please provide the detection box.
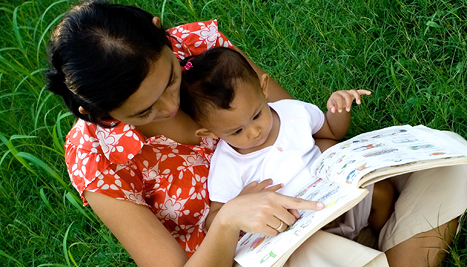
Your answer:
[352,143,382,152]
[364,148,398,157]
[409,144,434,150]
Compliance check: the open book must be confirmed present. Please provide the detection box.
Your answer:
[234,125,467,267]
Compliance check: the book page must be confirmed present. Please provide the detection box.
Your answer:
[310,125,467,187]
[234,177,367,267]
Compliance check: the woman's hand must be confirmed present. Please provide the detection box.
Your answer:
[327,89,371,113]
[237,179,283,196]
[217,190,325,236]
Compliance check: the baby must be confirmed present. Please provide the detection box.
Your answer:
[181,47,393,239]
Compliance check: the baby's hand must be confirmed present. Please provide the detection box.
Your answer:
[238,179,283,197]
[327,89,371,113]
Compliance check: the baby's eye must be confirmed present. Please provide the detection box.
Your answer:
[253,111,261,120]
[233,128,243,135]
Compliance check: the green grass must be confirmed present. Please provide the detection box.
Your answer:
[0,0,466,266]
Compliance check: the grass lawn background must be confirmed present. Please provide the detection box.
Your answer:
[0,0,466,266]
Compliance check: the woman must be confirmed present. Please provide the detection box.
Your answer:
[47,1,467,266]
[47,2,324,266]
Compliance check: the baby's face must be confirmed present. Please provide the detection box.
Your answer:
[203,79,274,154]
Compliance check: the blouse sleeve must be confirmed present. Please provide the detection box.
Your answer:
[83,162,148,207]
[65,120,148,207]
[66,138,148,207]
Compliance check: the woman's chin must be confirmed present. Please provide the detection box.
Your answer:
[165,106,180,119]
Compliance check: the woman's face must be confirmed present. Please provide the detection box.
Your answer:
[108,46,182,126]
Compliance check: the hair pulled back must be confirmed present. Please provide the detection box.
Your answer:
[180,47,258,123]
[46,0,170,127]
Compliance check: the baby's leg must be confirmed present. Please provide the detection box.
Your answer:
[368,179,396,233]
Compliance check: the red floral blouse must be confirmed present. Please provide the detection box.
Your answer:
[65,20,233,256]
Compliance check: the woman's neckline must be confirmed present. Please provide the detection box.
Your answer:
[136,110,202,146]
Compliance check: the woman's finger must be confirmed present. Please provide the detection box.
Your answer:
[267,218,289,233]
[239,179,275,196]
[263,183,284,192]
[287,208,301,219]
[255,179,274,189]
[280,194,325,211]
[223,191,324,236]
[271,194,325,226]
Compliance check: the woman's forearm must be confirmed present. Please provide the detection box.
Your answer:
[85,190,241,267]
[188,213,240,267]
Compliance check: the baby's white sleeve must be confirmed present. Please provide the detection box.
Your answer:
[207,144,244,203]
[304,102,325,134]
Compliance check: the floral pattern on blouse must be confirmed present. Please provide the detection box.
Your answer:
[65,20,232,256]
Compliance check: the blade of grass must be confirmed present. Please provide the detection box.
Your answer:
[33,86,53,130]
[36,12,66,63]
[0,133,39,175]
[65,192,92,221]
[0,250,23,267]
[62,222,74,267]
[40,187,57,215]
[390,61,405,100]
[15,151,78,200]
[12,3,27,51]
[52,111,72,156]
[160,0,169,25]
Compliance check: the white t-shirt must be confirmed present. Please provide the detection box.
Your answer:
[208,99,374,240]
[208,99,325,202]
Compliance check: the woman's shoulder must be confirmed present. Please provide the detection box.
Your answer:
[65,119,145,164]
[64,120,146,203]
[166,20,233,60]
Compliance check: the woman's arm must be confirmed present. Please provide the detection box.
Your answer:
[84,191,239,267]
[85,190,324,266]
[233,45,293,102]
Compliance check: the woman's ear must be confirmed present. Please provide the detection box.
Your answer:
[260,73,270,99]
[152,17,162,29]
[78,106,88,114]
[195,128,219,139]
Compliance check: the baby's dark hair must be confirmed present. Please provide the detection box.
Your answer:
[46,0,170,127]
[180,47,258,124]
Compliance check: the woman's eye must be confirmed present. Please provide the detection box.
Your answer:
[168,73,178,87]
[138,110,152,119]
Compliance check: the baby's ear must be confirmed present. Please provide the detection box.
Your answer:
[152,17,162,28]
[195,128,219,139]
[260,73,269,98]
[78,106,88,114]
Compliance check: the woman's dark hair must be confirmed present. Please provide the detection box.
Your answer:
[180,47,259,124]
[46,0,170,127]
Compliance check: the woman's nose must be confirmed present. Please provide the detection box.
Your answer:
[157,93,177,112]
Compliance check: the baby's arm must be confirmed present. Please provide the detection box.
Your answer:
[314,90,371,141]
